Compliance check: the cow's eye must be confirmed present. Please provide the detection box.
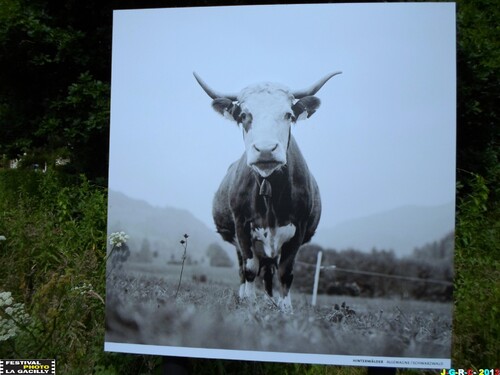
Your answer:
[240,112,252,132]
[284,112,296,122]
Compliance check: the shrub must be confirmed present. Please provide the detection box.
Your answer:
[453,173,500,366]
[0,169,108,372]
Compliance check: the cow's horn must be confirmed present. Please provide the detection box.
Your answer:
[193,72,238,101]
[292,71,342,99]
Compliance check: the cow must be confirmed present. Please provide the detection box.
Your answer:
[194,72,341,311]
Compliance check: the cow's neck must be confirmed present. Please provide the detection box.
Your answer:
[253,166,291,227]
[254,176,274,228]
[254,166,289,197]
[258,177,272,197]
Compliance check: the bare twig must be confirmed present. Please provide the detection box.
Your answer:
[175,234,189,298]
[264,291,279,308]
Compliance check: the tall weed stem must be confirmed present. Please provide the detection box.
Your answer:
[175,234,189,298]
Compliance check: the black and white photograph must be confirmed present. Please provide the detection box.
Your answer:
[105,3,456,368]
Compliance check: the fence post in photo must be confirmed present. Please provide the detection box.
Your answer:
[311,250,323,306]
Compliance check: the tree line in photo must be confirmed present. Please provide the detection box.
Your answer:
[104,231,454,302]
[295,232,454,301]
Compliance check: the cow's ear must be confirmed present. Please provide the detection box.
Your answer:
[212,98,240,121]
[292,96,321,121]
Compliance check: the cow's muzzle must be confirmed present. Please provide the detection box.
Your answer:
[249,143,285,177]
[250,161,284,178]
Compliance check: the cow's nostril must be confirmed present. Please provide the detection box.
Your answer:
[254,143,278,153]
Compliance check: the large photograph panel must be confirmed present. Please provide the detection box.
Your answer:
[105,3,456,368]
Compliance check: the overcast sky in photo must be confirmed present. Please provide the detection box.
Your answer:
[108,3,456,231]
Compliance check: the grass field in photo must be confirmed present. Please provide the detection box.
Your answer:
[105,263,452,359]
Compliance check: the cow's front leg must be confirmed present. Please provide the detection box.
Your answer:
[277,258,294,312]
[277,228,302,313]
[235,219,258,301]
[236,249,246,299]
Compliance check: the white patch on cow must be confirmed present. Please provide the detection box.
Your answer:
[251,227,272,257]
[278,293,293,313]
[273,224,296,253]
[251,227,269,241]
[245,257,258,274]
[251,224,296,258]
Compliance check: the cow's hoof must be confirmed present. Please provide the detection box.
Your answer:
[278,295,293,314]
[244,281,257,301]
[238,284,257,304]
[238,284,246,300]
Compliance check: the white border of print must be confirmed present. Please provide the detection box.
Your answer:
[105,342,450,369]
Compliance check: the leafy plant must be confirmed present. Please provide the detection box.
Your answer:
[453,173,500,366]
[0,169,108,372]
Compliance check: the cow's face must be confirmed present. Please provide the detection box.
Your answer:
[212,84,321,178]
[194,72,341,177]
[237,85,294,177]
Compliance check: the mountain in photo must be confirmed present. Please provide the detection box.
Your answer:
[107,190,236,264]
[313,202,455,256]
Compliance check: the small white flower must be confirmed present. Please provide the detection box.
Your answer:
[0,317,17,341]
[109,231,130,248]
[0,235,6,241]
[0,293,30,342]
[0,291,12,301]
